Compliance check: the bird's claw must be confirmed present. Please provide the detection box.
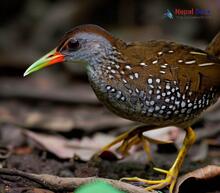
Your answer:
[121,167,178,193]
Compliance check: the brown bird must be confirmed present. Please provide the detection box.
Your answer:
[24,25,220,193]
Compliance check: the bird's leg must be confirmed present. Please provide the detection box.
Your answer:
[117,127,173,159]
[97,126,156,159]
[117,134,141,156]
[121,127,196,193]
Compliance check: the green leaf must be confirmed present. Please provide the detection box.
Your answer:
[75,181,125,193]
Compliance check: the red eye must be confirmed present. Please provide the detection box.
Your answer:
[67,39,80,51]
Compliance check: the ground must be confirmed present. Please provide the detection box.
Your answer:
[0,71,219,193]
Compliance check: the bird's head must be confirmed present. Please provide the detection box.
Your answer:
[24,24,117,76]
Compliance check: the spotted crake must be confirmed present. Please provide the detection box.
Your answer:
[24,25,220,193]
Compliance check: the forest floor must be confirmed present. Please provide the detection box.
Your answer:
[0,69,219,193]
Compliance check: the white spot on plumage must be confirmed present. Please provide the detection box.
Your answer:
[125,65,132,70]
[122,79,127,84]
[115,64,120,69]
[166,84,171,90]
[150,101,155,105]
[174,110,179,114]
[148,78,153,84]
[121,96,125,101]
[155,106,160,111]
[161,105,166,109]
[106,85,111,90]
[165,98,170,103]
[198,63,215,67]
[188,103,193,107]
[111,88,116,92]
[116,91,122,99]
[129,75,134,80]
[134,73,139,79]
[175,101,180,105]
[140,62,147,67]
[156,78,160,83]
[152,60,158,64]
[148,107,154,113]
[109,75,114,79]
[158,51,163,56]
[190,51,207,56]
[185,60,196,64]
[159,110,164,114]
[181,101,186,107]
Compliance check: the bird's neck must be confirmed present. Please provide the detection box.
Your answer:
[87,38,126,82]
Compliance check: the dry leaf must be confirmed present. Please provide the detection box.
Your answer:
[175,165,220,193]
[143,126,183,146]
[25,131,114,160]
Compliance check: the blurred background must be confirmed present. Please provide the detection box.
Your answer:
[0,0,219,187]
[1,0,220,72]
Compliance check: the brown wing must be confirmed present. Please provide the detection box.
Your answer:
[119,41,220,97]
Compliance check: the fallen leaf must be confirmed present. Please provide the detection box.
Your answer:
[25,131,115,160]
[143,126,183,146]
[175,165,220,193]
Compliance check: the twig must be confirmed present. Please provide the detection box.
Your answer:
[0,168,152,193]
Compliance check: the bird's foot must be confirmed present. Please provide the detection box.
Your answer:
[95,126,172,160]
[121,167,178,193]
[95,126,153,160]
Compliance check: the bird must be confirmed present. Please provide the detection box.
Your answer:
[24,24,220,193]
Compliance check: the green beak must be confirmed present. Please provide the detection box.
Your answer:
[23,49,64,77]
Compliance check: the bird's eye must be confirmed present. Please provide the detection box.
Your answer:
[67,39,80,51]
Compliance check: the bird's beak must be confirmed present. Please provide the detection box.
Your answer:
[23,49,64,77]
